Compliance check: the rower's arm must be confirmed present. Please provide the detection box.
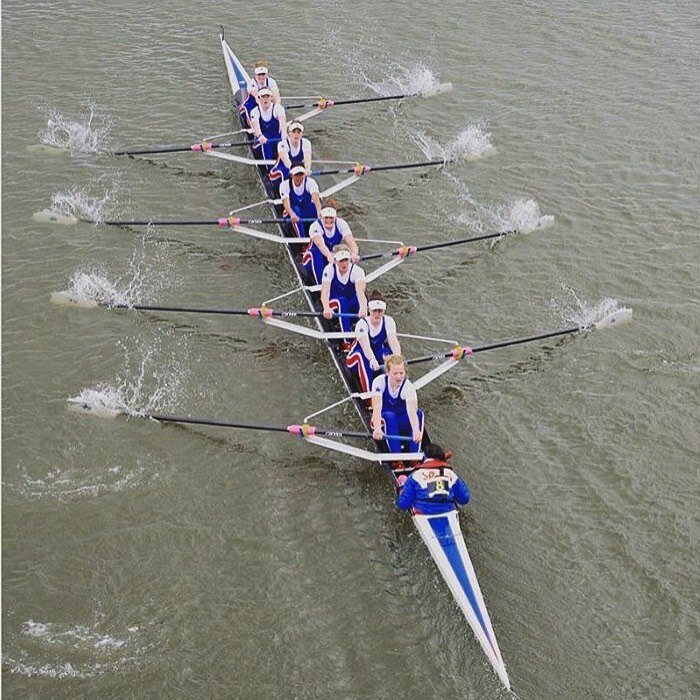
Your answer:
[356,325,376,363]
[371,393,383,439]
[311,191,323,218]
[312,234,334,264]
[320,279,331,312]
[387,329,402,356]
[344,231,360,260]
[304,142,313,173]
[277,107,288,139]
[406,395,422,442]
[250,113,262,139]
[278,143,292,169]
[355,279,368,317]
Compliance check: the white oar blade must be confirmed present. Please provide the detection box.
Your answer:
[32,210,79,225]
[50,291,100,308]
[27,144,69,156]
[593,307,633,330]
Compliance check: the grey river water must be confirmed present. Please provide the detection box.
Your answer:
[2,1,698,698]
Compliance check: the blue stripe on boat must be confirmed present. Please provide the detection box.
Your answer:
[227,52,248,90]
[428,515,496,654]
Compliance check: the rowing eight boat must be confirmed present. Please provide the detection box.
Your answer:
[219,28,512,690]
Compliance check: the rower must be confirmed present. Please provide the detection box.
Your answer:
[371,353,424,454]
[269,121,312,186]
[345,290,401,393]
[240,62,281,124]
[279,165,323,237]
[395,443,470,515]
[302,199,359,284]
[321,244,367,335]
[249,87,287,163]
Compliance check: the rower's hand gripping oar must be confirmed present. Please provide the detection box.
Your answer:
[113,136,281,157]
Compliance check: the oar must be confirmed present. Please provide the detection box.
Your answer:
[113,137,281,157]
[312,158,448,177]
[359,230,519,262]
[403,309,633,367]
[69,301,360,319]
[39,215,318,227]
[284,93,416,110]
[70,405,413,442]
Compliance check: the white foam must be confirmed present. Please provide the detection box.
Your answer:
[409,122,495,162]
[37,103,111,154]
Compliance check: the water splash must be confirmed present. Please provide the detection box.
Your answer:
[362,64,453,98]
[53,232,176,307]
[39,183,118,224]
[409,122,494,162]
[551,288,632,329]
[69,331,190,417]
[37,103,111,154]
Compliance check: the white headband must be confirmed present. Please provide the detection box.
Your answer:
[254,66,268,75]
[321,207,337,218]
[368,300,386,311]
[334,250,351,261]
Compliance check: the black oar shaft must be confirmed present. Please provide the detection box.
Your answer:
[284,93,413,110]
[360,230,514,262]
[470,327,580,354]
[113,139,255,157]
[405,327,581,366]
[111,304,322,318]
[133,412,370,439]
[313,159,446,177]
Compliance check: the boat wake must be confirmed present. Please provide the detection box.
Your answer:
[409,123,495,162]
[34,102,112,154]
[2,619,148,679]
[5,460,155,503]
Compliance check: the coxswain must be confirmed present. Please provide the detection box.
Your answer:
[321,244,367,334]
[240,62,281,124]
[249,87,287,163]
[302,199,359,284]
[346,290,401,393]
[269,121,312,186]
[279,165,323,237]
[395,443,470,515]
[371,353,424,454]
